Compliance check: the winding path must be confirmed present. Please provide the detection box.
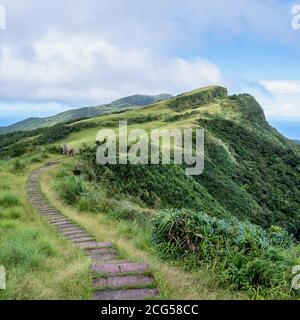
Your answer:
[26,161,159,300]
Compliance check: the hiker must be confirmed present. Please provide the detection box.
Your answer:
[68,148,75,157]
[62,144,68,156]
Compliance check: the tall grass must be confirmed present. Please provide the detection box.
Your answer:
[0,192,21,207]
[10,159,26,173]
[54,159,300,299]
[55,176,86,204]
[0,158,92,300]
[0,225,54,270]
[151,209,299,299]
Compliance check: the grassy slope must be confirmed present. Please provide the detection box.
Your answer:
[2,85,300,299]
[0,156,91,300]
[60,86,300,236]
[41,165,245,300]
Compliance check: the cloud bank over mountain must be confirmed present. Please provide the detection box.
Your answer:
[0,0,300,123]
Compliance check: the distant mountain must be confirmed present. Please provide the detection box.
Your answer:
[294,139,300,145]
[0,93,172,134]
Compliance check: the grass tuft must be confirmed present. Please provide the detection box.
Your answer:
[0,192,21,207]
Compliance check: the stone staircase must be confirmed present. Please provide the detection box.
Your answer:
[26,161,159,300]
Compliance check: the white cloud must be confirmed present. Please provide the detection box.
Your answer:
[254,81,300,120]
[0,0,299,123]
[0,31,224,107]
[260,81,300,94]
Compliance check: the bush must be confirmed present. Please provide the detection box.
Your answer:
[0,226,54,270]
[0,192,21,207]
[44,144,62,154]
[0,207,22,220]
[0,160,8,172]
[55,176,86,205]
[10,159,26,173]
[56,168,70,179]
[29,155,43,164]
[152,209,296,297]
[77,191,100,212]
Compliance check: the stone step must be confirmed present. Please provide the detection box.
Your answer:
[90,253,120,261]
[93,275,154,289]
[49,221,71,226]
[39,207,55,210]
[31,202,46,206]
[56,224,78,230]
[65,232,92,239]
[72,237,95,243]
[79,242,113,250]
[50,220,72,226]
[39,209,58,213]
[45,216,65,221]
[85,248,117,255]
[94,288,159,300]
[92,263,149,276]
[41,212,62,217]
[40,209,59,214]
[92,259,129,264]
[47,217,68,221]
[56,227,83,234]
[62,229,89,236]
[60,227,86,234]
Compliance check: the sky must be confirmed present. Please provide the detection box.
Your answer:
[0,0,300,139]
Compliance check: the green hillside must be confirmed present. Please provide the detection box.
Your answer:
[59,86,300,236]
[2,86,300,299]
[0,94,172,134]
[2,86,299,236]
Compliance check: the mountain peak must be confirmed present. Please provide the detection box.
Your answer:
[229,93,267,124]
[167,85,228,112]
[110,93,173,108]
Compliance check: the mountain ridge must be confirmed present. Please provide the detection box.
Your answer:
[0,93,172,134]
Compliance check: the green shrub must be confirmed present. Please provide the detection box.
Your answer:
[108,199,146,222]
[77,191,100,212]
[0,160,7,172]
[44,144,61,154]
[0,192,21,207]
[55,176,86,205]
[56,168,70,179]
[0,227,54,270]
[10,159,26,173]
[29,155,43,164]
[151,209,296,298]
[0,207,22,220]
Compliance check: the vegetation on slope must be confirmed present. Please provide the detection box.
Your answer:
[152,209,297,299]
[53,157,300,299]
[43,165,243,300]
[2,85,300,299]
[0,156,91,299]
[0,93,172,134]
